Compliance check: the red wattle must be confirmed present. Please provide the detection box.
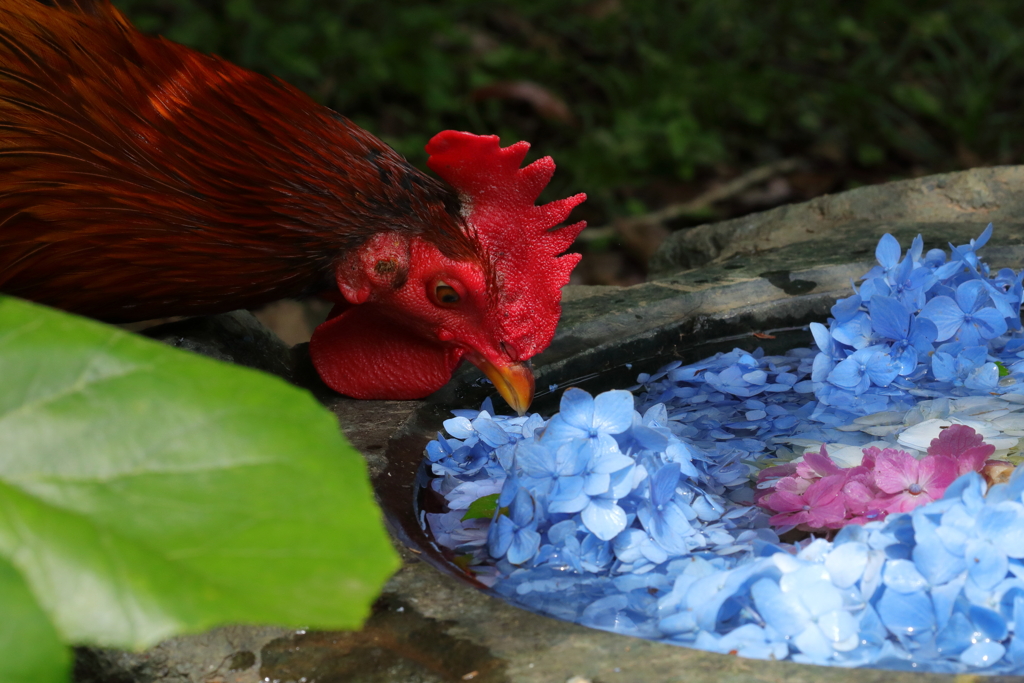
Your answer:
[310,304,464,400]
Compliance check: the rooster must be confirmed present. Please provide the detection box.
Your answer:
[0,0,587,413]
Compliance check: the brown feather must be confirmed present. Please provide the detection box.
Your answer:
[0,0,473,321]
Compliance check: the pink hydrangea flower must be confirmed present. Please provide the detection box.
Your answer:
[927,423,996,476]
[766,472,849,529]
[794,447,844,479]
[755,426,998,533]
[872,448,958,513]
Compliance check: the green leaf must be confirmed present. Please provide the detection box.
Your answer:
[462,493,500,521]
[0,297,399,654]
[0,555,70,683]
[997,361,1011,378]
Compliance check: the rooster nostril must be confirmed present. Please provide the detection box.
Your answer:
[500,341,519,361]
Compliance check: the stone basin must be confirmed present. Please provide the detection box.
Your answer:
[78,166,1024,683]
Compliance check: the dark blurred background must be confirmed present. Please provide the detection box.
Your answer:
[113,0,1024,335]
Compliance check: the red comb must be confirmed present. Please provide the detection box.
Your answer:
[426,132,585,353]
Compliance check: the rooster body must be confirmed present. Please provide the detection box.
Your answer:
[0,0,586,410]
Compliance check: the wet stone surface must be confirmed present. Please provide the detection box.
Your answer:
[75,167,1024,683]
[260,593,507,683]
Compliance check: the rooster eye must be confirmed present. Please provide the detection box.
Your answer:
[434,281,460,305]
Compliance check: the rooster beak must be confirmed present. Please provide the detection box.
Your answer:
[465,353,535,416]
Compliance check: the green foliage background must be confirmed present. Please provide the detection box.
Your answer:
[115,0,1024,220]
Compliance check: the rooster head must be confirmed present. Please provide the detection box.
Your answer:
[310,132,586,414]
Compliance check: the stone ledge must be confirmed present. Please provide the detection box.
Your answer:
[650,166,1024,275]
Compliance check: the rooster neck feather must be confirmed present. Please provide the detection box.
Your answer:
[0,0,473,321]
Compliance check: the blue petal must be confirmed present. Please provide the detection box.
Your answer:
[975,223,994,250]
[909,316,938,349]
[831,312,873,349]
[547,519,577,544]
[965,363,999,392]
[931,574,967,632]
[542,414,585,444]
[829,356,870,392]
[936,611,974,656]
[889,343,919,376]
[933,260,963,281]
[920,295,964,341]
[473,416,510,447]
[507,528,542,565]
[831,295,864,323]
[556,442,590,477]
[589,437,634,473]
[793,624,834,663]
[955,279,989,314]
[809,322,834,352]
[882,559,929,594]
[509,488,536,526]
[742,370,768,385]
[692,495,723,522]
[639,535,669,565]
[581,498,628,541]
[909,234,924,261]
[651,462,681,506]
[550,475,585,502]
[751,578,808,636]
[981,503,1024,557]
[970,306,1009,340]
[812,353,836,382]
[592,390,635,434]
[515,442,557,477]
[657,503,695,548]
[630,425,668,451]
[612,528,646,563]
[825,542,868,588]
[817,609,858,644]
[960,641,1005,669]
[607,464,636,499]
[443,416,475,439]
[876,233,902,269]
[877,588,935,636]
[557,387,595,431]
[548,489,590,514]
[913,512,966,585]
[865,350,900,387]
[870,295,910,341]
[932,352,957,382]
[583,471,610,496]
[965,540,1008,591]
[859,277,890,301]
[969,604,1008,641]
[488,515,514,558]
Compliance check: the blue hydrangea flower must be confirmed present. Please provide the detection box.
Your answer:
[751,566,859,663]
[869,295,937,375]
[831,309,874,350]
[920,280,1008,347]
[636,463,699,556]
[514,441,588,505]
[488,487,542,565]
[542,387,634,458]
[931,346,999,392]
[827,345,900,393]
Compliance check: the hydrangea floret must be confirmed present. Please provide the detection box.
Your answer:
[756,424,998,530]
[422,225,1024,673]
